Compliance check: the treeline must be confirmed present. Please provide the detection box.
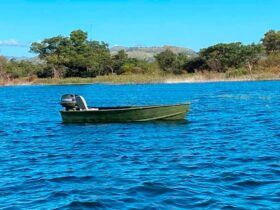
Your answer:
[0,29,280,80]
[0,57,44,80]
[156,30,280,74]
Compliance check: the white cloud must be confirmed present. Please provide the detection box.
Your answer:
[0,39,26,47]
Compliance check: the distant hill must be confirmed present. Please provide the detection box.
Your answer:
[4,45,197,63]
[6,56,42,64]
[110,45,197,61]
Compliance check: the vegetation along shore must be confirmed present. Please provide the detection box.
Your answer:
[0,29,280,86]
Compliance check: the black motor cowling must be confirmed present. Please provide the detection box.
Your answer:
[60,94,77,110]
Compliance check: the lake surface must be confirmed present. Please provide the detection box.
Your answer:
[0,81,279,209]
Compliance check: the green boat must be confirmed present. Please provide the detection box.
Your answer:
[60,94,190,123]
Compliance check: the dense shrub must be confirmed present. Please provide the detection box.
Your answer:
[183,57,208,73]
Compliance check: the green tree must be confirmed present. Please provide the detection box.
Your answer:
[183,57,208,73]
[66,30,89,77]
[0,56,8,79]
[30,29,112,78]
[154,49,177,72]
[199,42,263,72]
[261,30,280,54]
[200,43,244,72]
[86,41,112,76]
[5,60,36,78]
[112,50,129,74]
[30,36,69,77]
[174,53,188,74]
[241,44,264,72]
[70,30,87,47]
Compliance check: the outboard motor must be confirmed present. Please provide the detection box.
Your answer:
[60,94,78,110]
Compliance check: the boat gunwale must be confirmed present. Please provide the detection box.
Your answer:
[60,102,190,113]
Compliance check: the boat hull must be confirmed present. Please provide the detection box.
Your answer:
[60,103,190,123]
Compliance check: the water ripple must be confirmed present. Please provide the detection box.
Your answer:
[0,81,280,209]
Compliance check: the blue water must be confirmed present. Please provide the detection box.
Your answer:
[0,81,280,209]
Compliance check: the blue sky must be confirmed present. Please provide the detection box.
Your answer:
[0,0,279,57]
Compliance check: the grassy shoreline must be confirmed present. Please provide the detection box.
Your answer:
[1,71,279,86]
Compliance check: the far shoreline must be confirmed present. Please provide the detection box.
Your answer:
[1,72,279,87]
